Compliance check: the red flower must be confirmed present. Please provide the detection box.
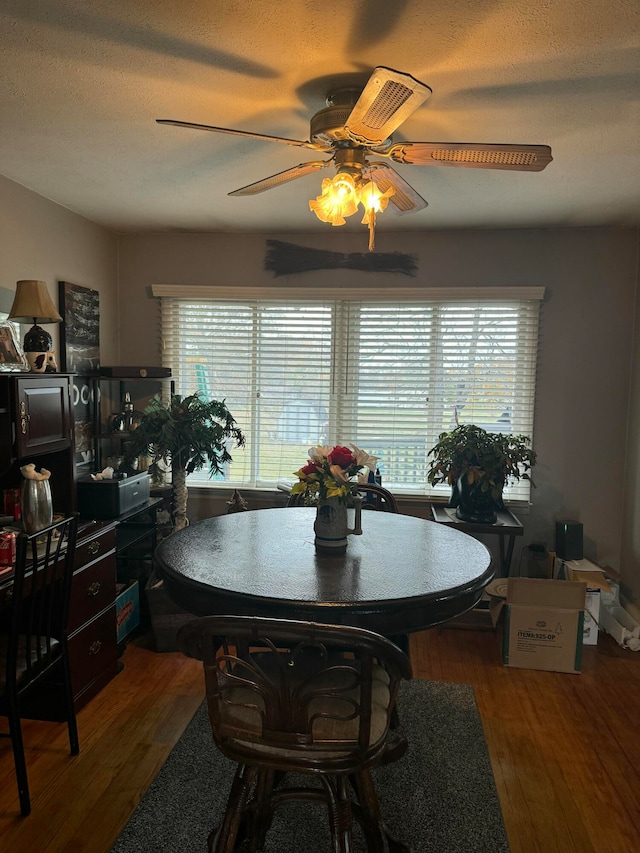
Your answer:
[299,461,318,477]
[328,446,355,469]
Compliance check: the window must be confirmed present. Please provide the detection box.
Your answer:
[154,285,543,501]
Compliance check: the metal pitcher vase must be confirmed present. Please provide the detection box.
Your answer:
[21,479,53,534]
[313,494,363,553]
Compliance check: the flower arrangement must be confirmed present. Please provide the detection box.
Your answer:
[291,444,379,504]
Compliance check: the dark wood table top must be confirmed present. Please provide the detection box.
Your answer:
[156,508,494,635]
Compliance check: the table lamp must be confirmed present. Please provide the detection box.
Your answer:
[8,280,62,372]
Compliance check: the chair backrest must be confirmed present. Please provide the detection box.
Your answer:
[179,616,412,773]
[286,483,398,512]
[356,483,398,512]
[6,515,79,691]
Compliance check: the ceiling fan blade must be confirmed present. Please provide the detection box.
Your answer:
[228,161,332,196]
[383,141,553,171]
[156,119,328,152]
[367,162,428,214]
[344,67,432,147]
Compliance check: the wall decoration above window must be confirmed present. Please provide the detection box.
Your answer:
[58,281,100,374]
[264,240,418,277]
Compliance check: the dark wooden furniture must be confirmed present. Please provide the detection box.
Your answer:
[0,374,76,516]
[155,508,493,635]
[0,515,79,816]
[179,615,412,853]
[358,482,398,512]
[82,369,173,475]
[67,520,119,709]
[0,374,121,714]
[0,518,120,718]
[430,503,524,576]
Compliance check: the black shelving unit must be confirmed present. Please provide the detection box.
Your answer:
[84,370,173,474]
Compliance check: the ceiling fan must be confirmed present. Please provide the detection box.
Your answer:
[157,67,552,248]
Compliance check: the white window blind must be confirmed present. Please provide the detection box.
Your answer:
[155,286,543,501]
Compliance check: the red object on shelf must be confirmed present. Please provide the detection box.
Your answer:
[0,531,16,567]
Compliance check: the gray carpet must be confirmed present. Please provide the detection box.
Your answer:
[111,680,510,852]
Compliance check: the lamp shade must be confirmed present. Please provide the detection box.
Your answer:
[8,280,62,324]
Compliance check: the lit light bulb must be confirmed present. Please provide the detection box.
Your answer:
[309,173,359,226]
[358,181,395,251]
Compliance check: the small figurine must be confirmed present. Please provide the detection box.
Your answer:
[91,466,115,481]
[226,489,248,513]
[20,463,51,482]
[45,351,58,373]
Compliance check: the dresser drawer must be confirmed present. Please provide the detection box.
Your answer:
[69,550,117,633]
[74,526,116,571]
[69,606,117,698]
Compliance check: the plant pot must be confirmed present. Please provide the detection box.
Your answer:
[446,480,460,508]
[455,474,502,524]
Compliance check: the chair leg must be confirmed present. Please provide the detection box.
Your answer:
[350,769,412,853]
[248,768,277,851]
[319,774,353,853]
[61,650,79,755]
[209,763,257,853]
[6,694,31,817]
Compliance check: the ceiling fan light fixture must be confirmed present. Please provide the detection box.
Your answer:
[309,172,359,226]
[359,180,394,217]
[358,180,395,251]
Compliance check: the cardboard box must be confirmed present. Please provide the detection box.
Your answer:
[116,580,140,643]
[500,578,586,673]
[77,472,150,519]
[555,558,609,645]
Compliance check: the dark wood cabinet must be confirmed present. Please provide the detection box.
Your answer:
[67,522,119,708]
[0,374,119,717]
[81,371,172,475]
[0,373,75,516]
[13,375,72,457]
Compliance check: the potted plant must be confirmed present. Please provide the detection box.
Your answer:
[125,392,245,532]
[427,423,536,523]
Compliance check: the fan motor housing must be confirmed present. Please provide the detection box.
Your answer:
[310,103,357,146]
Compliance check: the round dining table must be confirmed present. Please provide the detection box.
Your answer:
[155,507,493,636]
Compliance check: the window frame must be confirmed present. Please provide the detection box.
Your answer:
[153,284,544,502]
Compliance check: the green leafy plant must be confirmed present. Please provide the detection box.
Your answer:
[125,392,245,531]
[427,423,536,507]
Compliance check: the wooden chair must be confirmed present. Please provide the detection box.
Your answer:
[356,483,398,513]
[179,615,412,853]
[0,514,79,816]
[287,482,398,512]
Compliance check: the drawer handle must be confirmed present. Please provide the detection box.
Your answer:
[88,541,101,556]
[89,640,102,656]
[20,402,30,435]
[87,581,101,596]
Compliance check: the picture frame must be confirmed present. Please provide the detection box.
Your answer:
[58,281,100,374]
[0,320,29,371]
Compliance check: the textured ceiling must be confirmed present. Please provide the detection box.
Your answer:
[1,0,639,235]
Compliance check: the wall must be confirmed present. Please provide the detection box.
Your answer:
[2,171,638,604]
[0,174,118,364]
[117,227,640,601]
[620,231,640,608]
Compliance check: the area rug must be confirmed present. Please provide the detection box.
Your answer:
[111,680,510,852]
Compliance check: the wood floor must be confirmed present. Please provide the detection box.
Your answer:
[1,625,639,853]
